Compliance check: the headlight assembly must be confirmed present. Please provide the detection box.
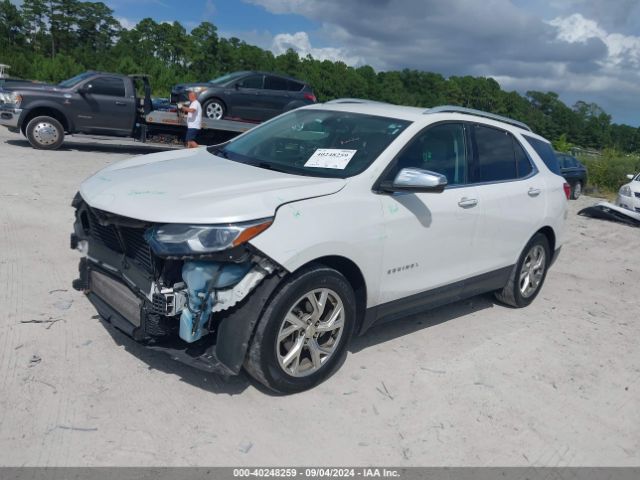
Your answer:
[187,86,207,94]
[0,91,21,106]
[145,218,273,256]
[619,185,632,197]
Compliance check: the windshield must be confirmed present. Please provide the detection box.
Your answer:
[209,71,248,85]
[58,72,94,88]
[208,109,411,178]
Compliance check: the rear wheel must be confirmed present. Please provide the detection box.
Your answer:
[26,116,64,150]
[244,265,356,394]
[495,233,550,308]
[571,181,582,200]
[203,98,225,120]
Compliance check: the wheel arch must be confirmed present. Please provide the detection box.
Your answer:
[22,106,71,132]
[293,255,368,336]
[536,225,556,254]
[200,95,227,111]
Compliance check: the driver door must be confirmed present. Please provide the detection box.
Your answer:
[74,76,136,135]
[227,74,268,121]
[377,122,481,309]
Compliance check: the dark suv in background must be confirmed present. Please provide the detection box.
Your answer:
[556,152,588,199]
[171,71,316,122]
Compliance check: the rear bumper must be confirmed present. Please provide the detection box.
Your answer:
[0,106,22,129]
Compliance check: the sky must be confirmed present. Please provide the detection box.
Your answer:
[12,0,640,126]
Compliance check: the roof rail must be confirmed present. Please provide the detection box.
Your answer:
[325,98,389,105]
[425,105,532,131]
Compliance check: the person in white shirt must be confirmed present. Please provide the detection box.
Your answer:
[181,91,202,148]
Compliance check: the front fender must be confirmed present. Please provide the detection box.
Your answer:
[18,100,74,131]
[250,191,385,308]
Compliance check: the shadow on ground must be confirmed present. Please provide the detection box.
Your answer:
[6,138,175,156]
[95,293,497,396]
[349,294,496,353]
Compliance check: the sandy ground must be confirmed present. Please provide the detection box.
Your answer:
[0,128,638,467]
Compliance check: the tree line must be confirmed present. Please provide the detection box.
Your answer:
[1,0,639,153]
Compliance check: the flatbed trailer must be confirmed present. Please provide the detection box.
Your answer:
[0,71,260,150]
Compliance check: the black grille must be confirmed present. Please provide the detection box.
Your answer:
[87,209,154,272]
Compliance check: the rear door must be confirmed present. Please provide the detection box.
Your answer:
[262,75,293,118]
[74,75,136,135]
[470,123,545,274]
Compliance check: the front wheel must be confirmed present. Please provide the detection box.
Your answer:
[26,116,65,150]
[244,265,356,394]
[202,98,225,120]
[495,233,550,308]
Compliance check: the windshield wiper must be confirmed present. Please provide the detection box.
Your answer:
[257,162,289,173]
[209,146,228,158]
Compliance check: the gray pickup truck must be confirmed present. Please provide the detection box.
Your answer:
[0,71,252,150]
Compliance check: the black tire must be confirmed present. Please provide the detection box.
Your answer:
[26,115,65,150]
[244,264,356,394]
[571,181,582,200]
[202,98,226,120]
[495,233,550,308]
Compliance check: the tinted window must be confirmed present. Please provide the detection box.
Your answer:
[237,75,263,89]
[475,125,517,182]
[89,77,125,97]
[211,109,410,179]
[514,138,533,178]
[567,156,578,168]
[391,123,468,185]
[264,76,289,91]
[287,80,304,92]
[523,135,561,174]
[58,72,95,88]
[209,71,248,85]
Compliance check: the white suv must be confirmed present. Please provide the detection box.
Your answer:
[71,101,569,393]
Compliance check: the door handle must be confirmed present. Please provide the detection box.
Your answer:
[528,187,541,197]
[115,101,127,106]
[458,197,478,208]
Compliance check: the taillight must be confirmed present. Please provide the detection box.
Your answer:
[304,92,317,103]
[563,182,571,199]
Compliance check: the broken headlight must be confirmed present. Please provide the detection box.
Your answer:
[145,218,272,256]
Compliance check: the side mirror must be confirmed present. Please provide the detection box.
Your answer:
[77,83,92,94]
[234,82,241,90]
[380,167,448,193]
[627,174,635,180]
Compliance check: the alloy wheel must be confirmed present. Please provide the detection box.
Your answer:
[205,102,224,120]
[519,244,546,298]
[276,288,345,377]
[33,122,59,145]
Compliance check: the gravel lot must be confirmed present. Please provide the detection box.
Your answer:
[0,128,638,466]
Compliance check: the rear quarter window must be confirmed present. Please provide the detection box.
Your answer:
[522,135,561,175]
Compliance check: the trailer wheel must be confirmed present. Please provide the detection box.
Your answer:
[26,116,65,150]
[203,98,226,120]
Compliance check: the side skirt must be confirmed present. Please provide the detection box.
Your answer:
[360,265,513,334]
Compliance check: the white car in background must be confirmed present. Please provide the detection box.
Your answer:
[71,101,569,393]
[616,173,640,213]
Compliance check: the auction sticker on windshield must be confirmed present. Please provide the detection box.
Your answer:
[304,149,357,169]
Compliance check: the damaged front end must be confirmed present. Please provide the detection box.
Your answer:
[70,192,284,375]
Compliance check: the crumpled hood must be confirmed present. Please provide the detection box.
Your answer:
[80,147,346,224]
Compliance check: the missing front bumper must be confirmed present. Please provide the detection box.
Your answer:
[76,256,283,376]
